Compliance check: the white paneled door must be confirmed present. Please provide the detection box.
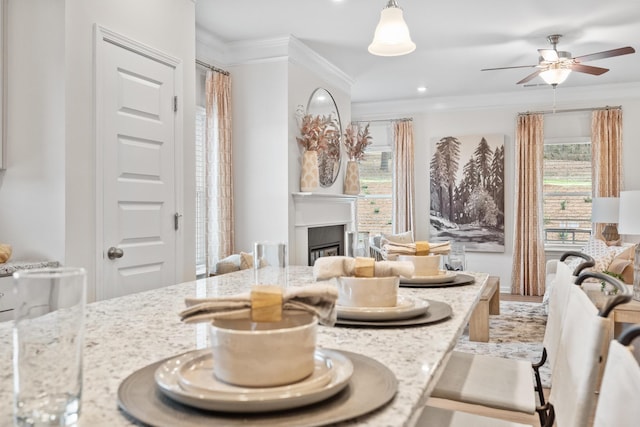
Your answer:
[98,36,177,300]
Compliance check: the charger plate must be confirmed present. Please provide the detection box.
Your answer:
[336,300,452,327]
[400,273,475,288]
[117,349,397,427]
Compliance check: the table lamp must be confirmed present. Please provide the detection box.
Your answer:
[592,197,620,243]
[618,190,640,301]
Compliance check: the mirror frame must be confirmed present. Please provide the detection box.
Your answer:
[306,88,342,188]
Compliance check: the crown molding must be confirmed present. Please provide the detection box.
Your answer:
[195,30,353,94]
[287,36,354,95]
[352,82,640,117]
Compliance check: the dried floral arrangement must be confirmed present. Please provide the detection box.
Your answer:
[343,123,372,161]
[296,113,341,152]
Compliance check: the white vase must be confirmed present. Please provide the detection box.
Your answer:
[344,160,360,195]
[300,150,319,192]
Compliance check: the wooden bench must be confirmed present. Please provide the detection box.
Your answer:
[469,275,500,342]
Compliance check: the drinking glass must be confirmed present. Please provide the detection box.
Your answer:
[345,231,371,258]
[446,243,466,271]
[13,267,86,427]
[254,242,288,287]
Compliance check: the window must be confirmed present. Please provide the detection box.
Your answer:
[195,106,206,276]
[542,138,592,246]
[357,123,393,236]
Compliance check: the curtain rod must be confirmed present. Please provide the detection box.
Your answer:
[195,59,230,76]
[351,117,413,124]
[519,105,621,116]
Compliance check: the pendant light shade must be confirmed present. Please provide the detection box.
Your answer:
[368,0,416,57]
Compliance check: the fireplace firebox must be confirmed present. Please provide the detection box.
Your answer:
[307,225,345,266]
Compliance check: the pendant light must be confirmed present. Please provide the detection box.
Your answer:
[368,0,416,56]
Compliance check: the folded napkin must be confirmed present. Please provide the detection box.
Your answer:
[382,240,451,258]
[179,285,339,326]
[312,256,414,281]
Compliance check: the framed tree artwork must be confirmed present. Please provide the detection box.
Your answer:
[429,134,505,252]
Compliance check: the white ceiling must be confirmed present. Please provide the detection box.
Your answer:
[195,0,640,104]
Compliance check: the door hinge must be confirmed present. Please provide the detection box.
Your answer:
[173,95,178,112]
[174,212,182,231]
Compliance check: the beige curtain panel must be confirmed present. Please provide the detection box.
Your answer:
[591,108,623,239]
[512,113,546,296]
[393,120,415,234]
[205,70,234,273]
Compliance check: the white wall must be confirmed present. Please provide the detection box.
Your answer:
[355,89,640,293]
[0,0,196,302]
[230,60,290,254]
[0,0,65,262]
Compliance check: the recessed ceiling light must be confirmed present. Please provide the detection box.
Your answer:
[417,86,427,93]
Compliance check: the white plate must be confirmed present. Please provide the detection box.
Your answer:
[337,296,430,321]
[178,349,334,396]
[400,270,457,284]
[154,348,354,413]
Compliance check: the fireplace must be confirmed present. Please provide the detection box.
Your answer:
[307,225,345,266]
[291,192,357,266]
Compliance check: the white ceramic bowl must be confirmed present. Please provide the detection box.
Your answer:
[209,312,317,387]
[336,276,399,307]
[398,254,441,276]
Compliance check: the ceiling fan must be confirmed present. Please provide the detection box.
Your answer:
[482,34,636,86]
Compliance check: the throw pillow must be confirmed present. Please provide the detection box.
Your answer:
[607,258,631,276]
[240,252,254,270]
[581,237,616,272]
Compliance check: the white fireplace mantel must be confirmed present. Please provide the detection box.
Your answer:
[292,192,358,265]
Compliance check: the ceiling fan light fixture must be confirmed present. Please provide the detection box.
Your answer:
[368,0,416,57]
[540,65,572,85]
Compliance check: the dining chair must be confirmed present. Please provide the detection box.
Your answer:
[592,325,640,427]
[428,253,593,421]
[422,269,630,427]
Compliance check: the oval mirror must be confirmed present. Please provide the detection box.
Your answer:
[306,88,342,187]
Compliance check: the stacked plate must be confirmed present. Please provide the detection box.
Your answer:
[154,348,354,413]
[400,271,476,287]
[336,295,452,327]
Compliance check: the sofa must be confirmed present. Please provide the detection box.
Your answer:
[212,252,253,276]
[543,238,636,311]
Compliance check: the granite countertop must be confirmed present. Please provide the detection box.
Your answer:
[0,261,60,277]
[0,266,488,426]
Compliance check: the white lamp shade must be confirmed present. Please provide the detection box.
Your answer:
[592,197,620,223]
[540,66,571,85]
[368,6,416,56]
[618,191,640,235]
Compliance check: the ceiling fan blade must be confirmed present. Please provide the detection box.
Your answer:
[481,64,537,71]
[573,46,635,63]
[538,48,559,62]
[570,63,609,75]
[517,69,543,85]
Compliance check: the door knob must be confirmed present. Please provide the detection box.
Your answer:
[107,247,124,260]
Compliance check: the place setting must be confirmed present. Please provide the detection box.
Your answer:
[396,253,475,288]
[313,255,453,327]
[117,243,398,427]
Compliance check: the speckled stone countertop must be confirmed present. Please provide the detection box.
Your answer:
[0,267,488,426]
[0,260,60,277]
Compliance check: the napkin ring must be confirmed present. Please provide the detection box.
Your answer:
[415,241,430,256]
[250,285,283,322]
[354,257,375,278]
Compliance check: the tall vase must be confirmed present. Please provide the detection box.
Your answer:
[300,150,319,192]
[344,160,360,195]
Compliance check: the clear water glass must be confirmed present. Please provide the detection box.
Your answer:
[254,242,288,287]
[446,243,466,271]
[345,231,370,258]
[13,267,86,426]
